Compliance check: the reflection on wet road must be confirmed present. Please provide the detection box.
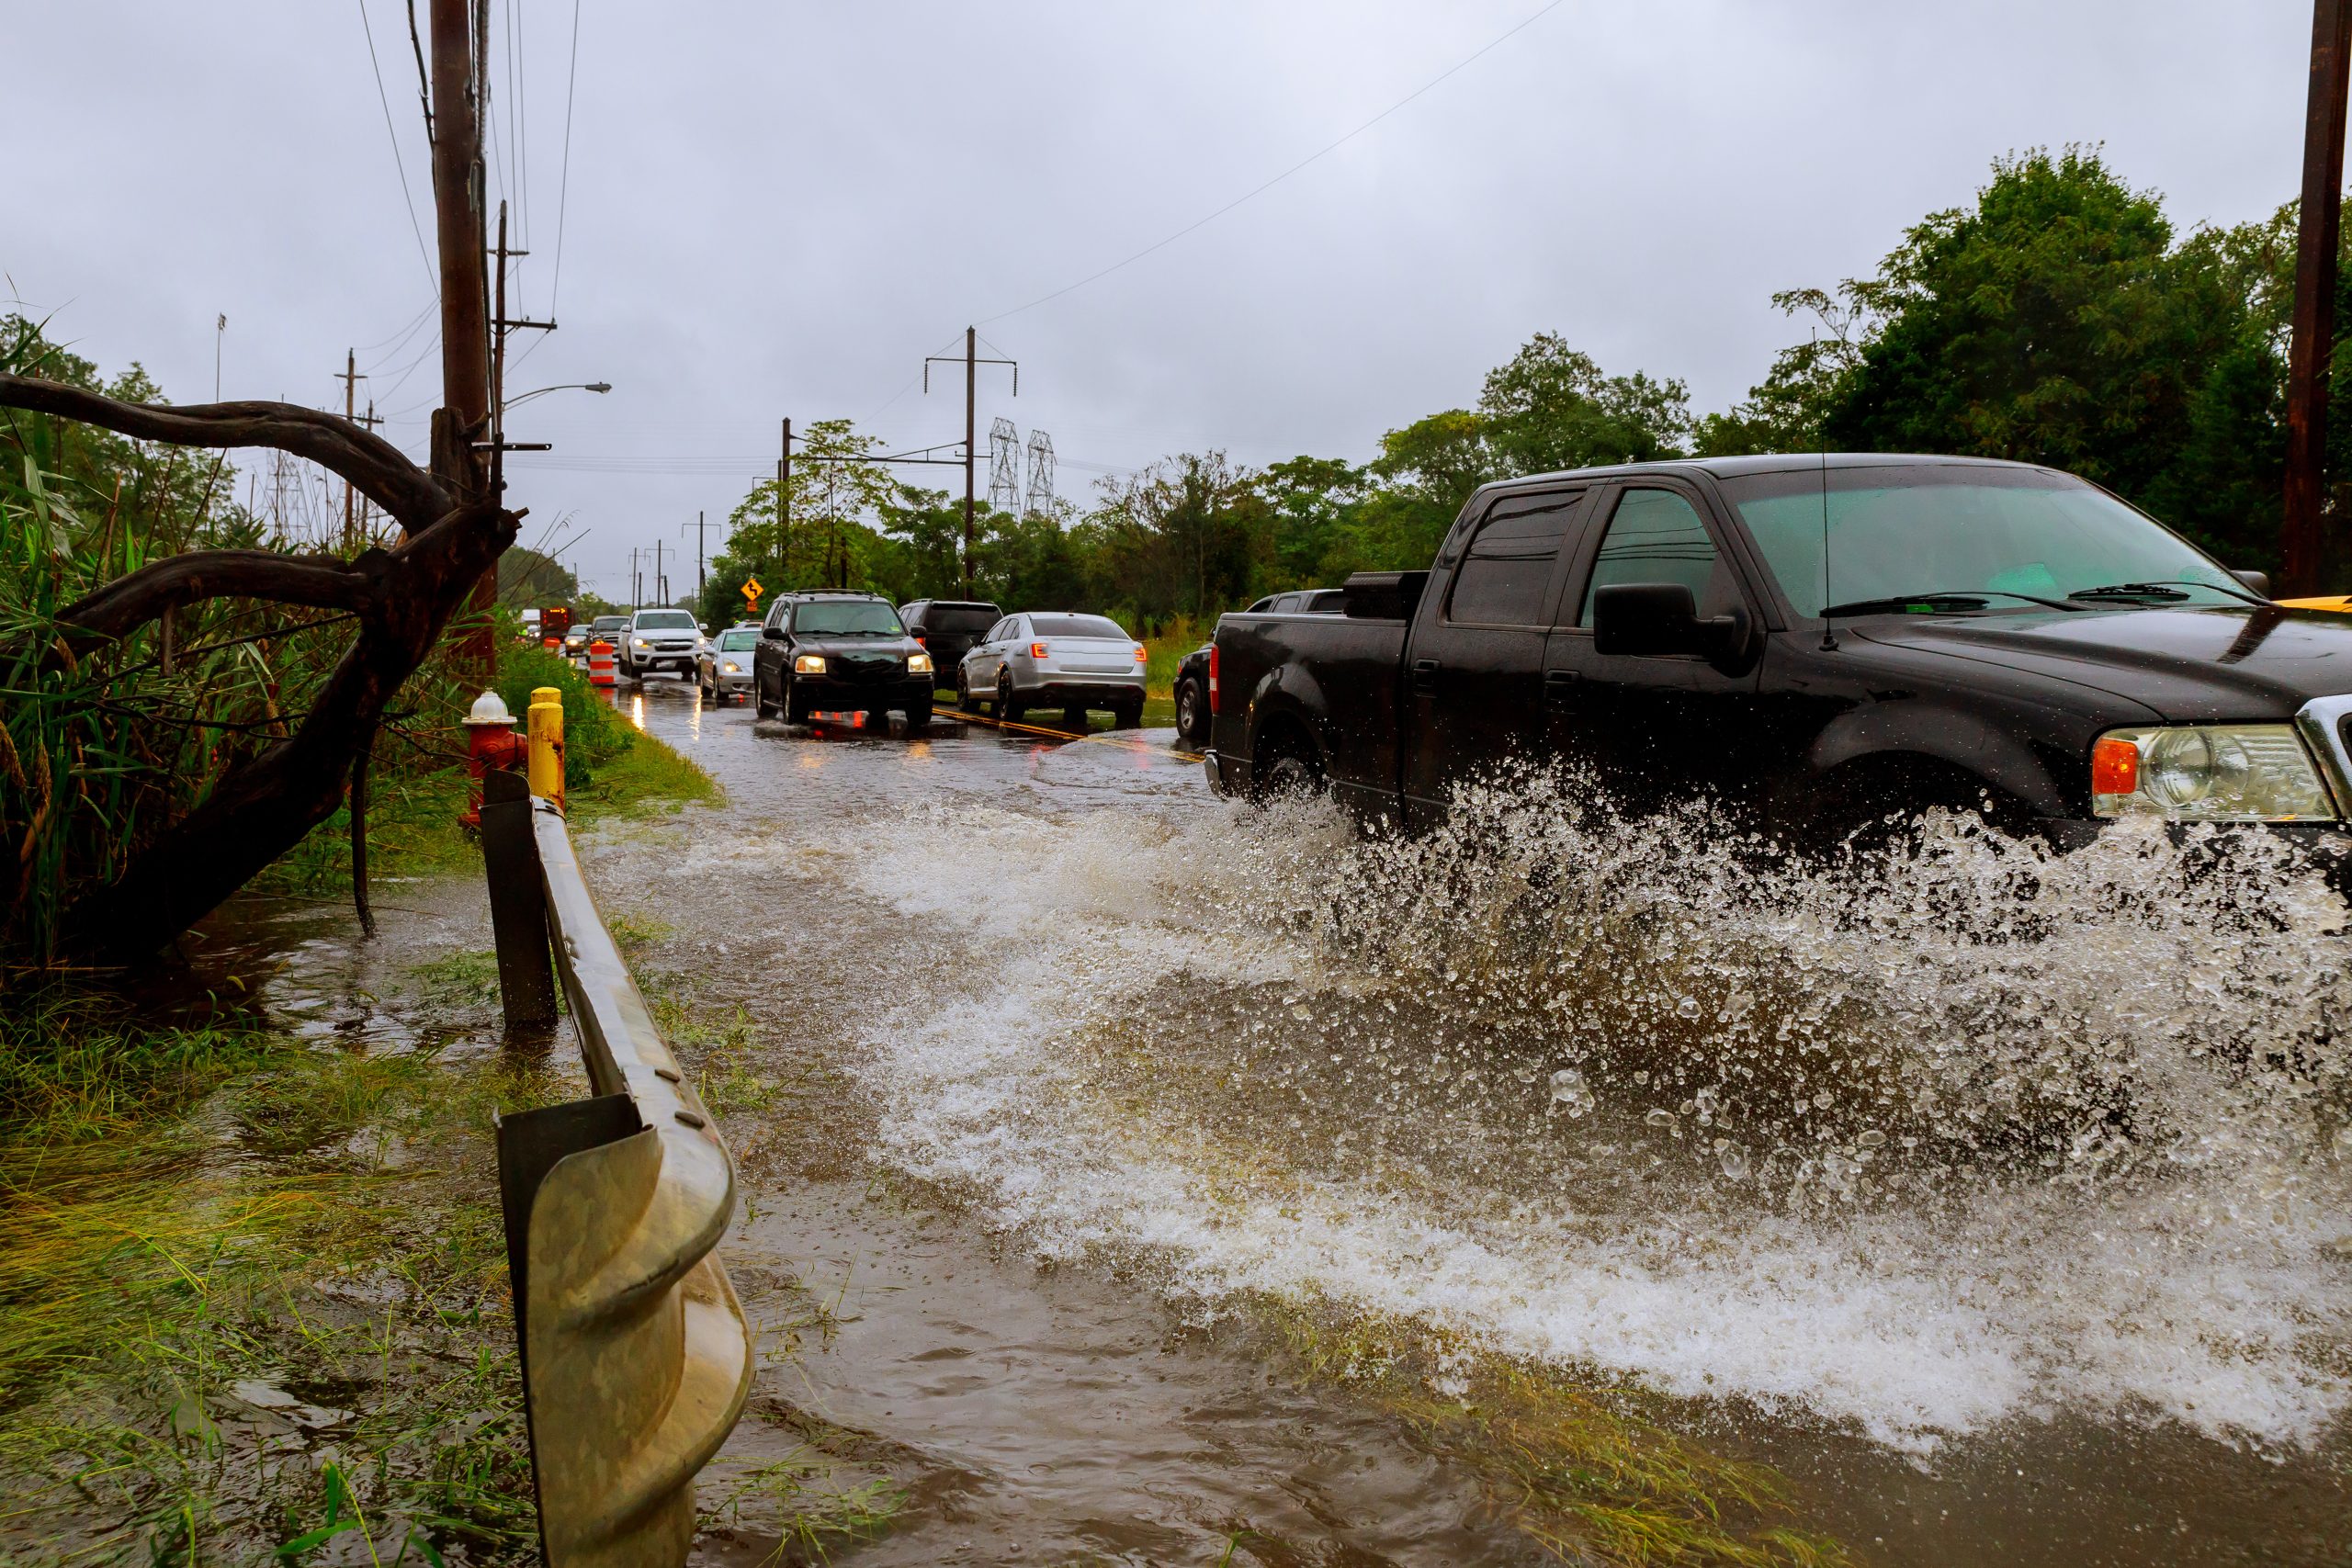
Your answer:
[585,676,2350,1565]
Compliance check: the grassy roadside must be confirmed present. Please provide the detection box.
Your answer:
[0,986,560,1564]
[0,661,720,1563]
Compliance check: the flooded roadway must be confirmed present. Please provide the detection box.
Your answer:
[583,678,2350,1565]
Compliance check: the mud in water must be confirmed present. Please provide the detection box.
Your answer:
[588,681,2352,1563]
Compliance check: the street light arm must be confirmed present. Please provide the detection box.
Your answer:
[502,381,612,412]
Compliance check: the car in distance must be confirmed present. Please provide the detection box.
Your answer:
[617,608,703,681]
[1175,590,1343,742]
[899,600,1002,691]
[1205,454,2338,850]
[752,592,933,728]
[581,614,628,661]
[958,612,1147,728]
[697,623,763,705]
[562,619,597,658]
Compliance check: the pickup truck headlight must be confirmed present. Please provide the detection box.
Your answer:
[632,637,649,648]
[908,651,933,674]
[2091,725,2336,820]
[794,653,827,675]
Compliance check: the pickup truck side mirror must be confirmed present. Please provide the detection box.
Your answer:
[1592,582,1750,664]
[2233,570,2272,597]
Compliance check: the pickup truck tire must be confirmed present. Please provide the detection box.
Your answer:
[1253,722,1324,800]
[1174,680,1204,741]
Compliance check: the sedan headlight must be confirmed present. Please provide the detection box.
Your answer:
[794,653,827,675]
[721,660,741,674]
[2092,725,2336,820]
[908,651,933,674]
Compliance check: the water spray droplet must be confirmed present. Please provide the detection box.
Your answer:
[1717,1142,1749,1180]
[1548,1067,1595,1120]
[1645,1108,1677,1129]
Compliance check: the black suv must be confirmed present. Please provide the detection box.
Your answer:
[752,592,935,728]
[899,599,1002,692]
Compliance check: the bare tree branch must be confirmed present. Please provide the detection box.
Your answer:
[0,375,449,526]
[59,549,385,645]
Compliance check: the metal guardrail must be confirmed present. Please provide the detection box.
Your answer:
[479,766,754,1566]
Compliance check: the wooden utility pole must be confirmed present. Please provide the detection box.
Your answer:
[2285,0,2352,594]
[335,348,365,549]
[923,331,1016,598]
[429,0,493,679]
[777,417,792,587]
[963,327,977,596]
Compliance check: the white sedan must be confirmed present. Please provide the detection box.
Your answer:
[957,612,1147,727]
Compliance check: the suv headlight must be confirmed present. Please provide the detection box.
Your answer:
[2091,725,2337,820]
[794,653,827,675]
[908,651,933,674]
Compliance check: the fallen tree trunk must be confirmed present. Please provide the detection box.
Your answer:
[0,375,514,963]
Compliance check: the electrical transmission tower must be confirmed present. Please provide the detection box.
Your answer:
[1023,429,1056,518]
[988,417,1022,514]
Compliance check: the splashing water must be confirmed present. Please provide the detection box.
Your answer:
[850,763,2352,1451]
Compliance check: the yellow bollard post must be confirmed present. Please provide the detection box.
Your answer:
[527,687,566,812]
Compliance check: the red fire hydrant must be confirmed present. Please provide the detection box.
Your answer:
[462,690,528,828]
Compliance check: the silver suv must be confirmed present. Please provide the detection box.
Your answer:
[618,608,703,681]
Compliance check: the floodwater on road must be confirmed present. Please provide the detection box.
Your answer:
[586,677,2350,1565]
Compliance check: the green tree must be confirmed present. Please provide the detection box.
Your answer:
[1479,333,1691,473]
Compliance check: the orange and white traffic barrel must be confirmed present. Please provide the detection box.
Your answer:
[588,639,616,688]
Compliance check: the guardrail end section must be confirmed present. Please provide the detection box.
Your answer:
[503,1111,754,1565]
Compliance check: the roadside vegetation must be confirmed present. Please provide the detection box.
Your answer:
[0,979,555,1562]
[691,145,2351,641]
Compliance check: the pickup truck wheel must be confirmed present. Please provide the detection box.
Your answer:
[1175,680,1203,740]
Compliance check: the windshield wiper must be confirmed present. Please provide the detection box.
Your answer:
[2067,579,2265,606]
[1820,589,2080,617]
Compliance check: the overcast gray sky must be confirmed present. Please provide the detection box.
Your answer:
[6,2,2318,603]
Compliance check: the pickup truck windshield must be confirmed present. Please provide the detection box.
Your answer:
[1718,465,2245,616]
[634,611,697,630]
[792,602,904,637]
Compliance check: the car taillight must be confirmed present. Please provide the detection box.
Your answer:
[1133,645,1148,663]
[1030,641,1049,659]
[1208,643,1219,715]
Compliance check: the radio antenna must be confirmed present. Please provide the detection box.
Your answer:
[1815,332,1838,652]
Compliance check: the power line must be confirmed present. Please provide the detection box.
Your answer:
[356,0,438,298]
[548,0,582,314]
[975,0,1570,326]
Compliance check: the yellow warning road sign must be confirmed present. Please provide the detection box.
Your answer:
[741,575,764,614]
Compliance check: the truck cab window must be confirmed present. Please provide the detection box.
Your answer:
[1445,491,1582,626]
[1578,489,1732,626]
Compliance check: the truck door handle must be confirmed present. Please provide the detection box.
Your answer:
[1410,658,1441,693]
[1544,669,1579,706]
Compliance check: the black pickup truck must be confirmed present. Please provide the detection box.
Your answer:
[1205,454,2352,842]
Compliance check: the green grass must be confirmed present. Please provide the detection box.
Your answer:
[1248,1300,1849,1567]
[0,994,564,1563]
[255,712,717,903]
